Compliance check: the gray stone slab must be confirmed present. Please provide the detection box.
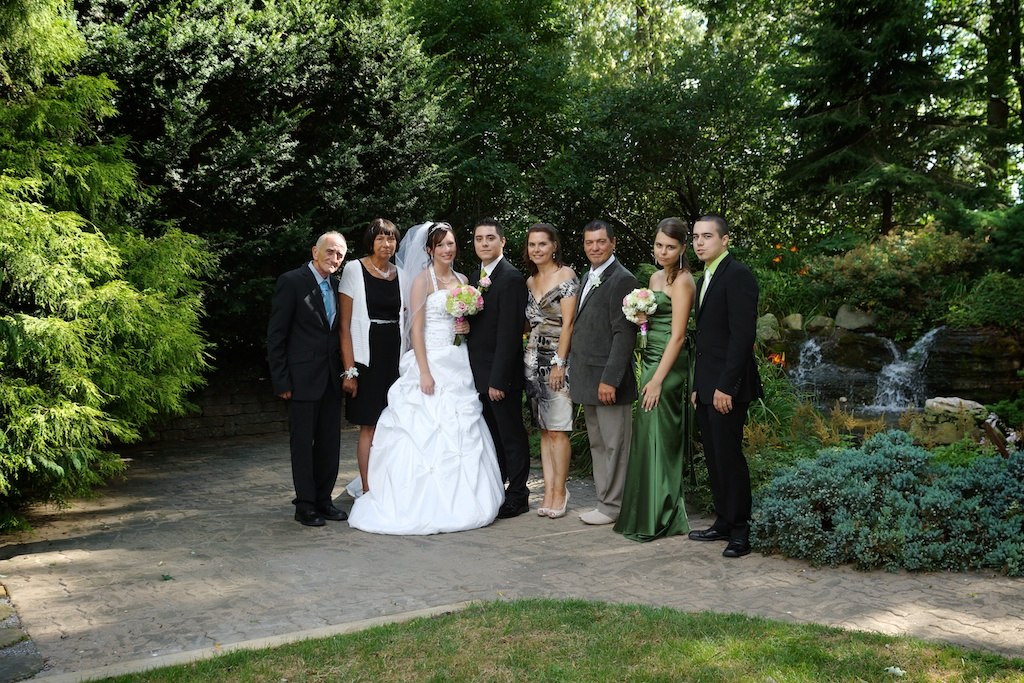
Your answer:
[0,627,25,648]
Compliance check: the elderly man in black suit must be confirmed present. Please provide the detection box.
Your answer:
[688,214,763,557]
[467,218,531,519]
[569,220,639,525]
[267,231,349,527]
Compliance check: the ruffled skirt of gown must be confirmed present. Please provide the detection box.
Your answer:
[348,336,504,535]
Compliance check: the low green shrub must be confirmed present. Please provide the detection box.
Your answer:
[930,436,998,468]
[988,391,1024,432]
[753,430,1024,575]
[804,224,979,339]
[945,272,1024,333]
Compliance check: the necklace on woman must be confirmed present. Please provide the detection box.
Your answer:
[366,258,393,279]
[433,265,454,285]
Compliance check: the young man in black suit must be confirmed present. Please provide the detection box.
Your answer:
[688,214,763,557]
[467,218,531,518]
[267,231,349,527]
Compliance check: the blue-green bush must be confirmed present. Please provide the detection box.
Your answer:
[753,431,1024,575]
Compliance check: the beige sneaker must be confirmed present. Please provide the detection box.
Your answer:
[579,509,615,525]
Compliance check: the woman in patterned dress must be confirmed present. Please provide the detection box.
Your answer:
[523,223,579,519]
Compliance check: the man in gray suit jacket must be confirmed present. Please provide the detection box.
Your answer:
[569,220,639,525]
[267,231,349,527]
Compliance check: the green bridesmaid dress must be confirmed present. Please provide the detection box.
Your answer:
[614,290,694,542]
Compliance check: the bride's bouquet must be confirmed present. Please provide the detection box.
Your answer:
[622,288,658,348]
[446,284,485,346]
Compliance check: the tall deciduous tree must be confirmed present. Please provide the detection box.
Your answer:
[405,0,572,239]
[80,0,454,353]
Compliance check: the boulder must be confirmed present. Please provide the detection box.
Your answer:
[805,315,834,334]
[835,304,877,331]
[826,329,895,372]
[757,314,782,343]
[781,313,803,331]
[909,399,984,445]
[924,396,988,420]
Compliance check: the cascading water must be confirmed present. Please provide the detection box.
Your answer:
[865,327,944,413]
[789,327,944,412]
[791,337,823,388]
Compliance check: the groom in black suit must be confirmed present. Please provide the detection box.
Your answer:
[267,231,349,527]
[688,214,762,557]
[467,218,531,518]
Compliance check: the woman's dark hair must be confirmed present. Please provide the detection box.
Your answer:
[425,222,455,256]
[522,223,564,276]
[363,218,401,252]
[656,217,690,285]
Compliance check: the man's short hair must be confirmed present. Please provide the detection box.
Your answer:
[583,219,615,239]
[316,231,346,249]
[474,217,506,238]
[696,213,729,237]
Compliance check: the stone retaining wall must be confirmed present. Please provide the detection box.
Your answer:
[149,364,288,441]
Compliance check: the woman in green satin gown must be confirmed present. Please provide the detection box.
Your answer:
[614,217,697,542]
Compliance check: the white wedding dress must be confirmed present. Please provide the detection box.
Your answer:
[347,286,504,535]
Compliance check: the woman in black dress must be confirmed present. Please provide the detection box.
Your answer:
[340,218,404,495]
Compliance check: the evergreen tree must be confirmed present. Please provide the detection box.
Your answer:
[779,0,966,235]
[1,0,212,528]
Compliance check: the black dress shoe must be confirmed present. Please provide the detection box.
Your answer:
[294,509,326,527]
[688,527,729,542]
[722,540,751,558]
[317,504,348,522]
[496,501,530,519]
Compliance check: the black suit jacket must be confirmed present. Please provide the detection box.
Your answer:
[467,257,527,394]
[266,263,341,402]
[693,253,763,404]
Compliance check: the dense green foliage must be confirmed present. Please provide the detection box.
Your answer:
[754,431,1024,575]
[1,0,211,527]
[988,392,1024,432]
[945,271,1024,332]
[66,0,1021,355]
[804,224,981,338]
[79,0,454,352]
[779,0,974,235]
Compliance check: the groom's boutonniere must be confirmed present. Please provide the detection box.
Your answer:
[478,268,492,292]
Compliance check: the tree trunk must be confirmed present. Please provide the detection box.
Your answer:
[984,0,1015,182]
[880,190,894,235]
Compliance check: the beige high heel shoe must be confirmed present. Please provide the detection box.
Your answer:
[546,489,570,519]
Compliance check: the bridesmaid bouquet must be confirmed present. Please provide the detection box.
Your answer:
[622,288,658,348]
[446,284,485,346]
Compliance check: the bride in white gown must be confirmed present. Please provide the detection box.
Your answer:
[347,222,504,534]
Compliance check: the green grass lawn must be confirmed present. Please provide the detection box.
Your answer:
[97,599,1024,682]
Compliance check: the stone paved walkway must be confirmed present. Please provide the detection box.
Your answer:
[1,431,1022,681]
